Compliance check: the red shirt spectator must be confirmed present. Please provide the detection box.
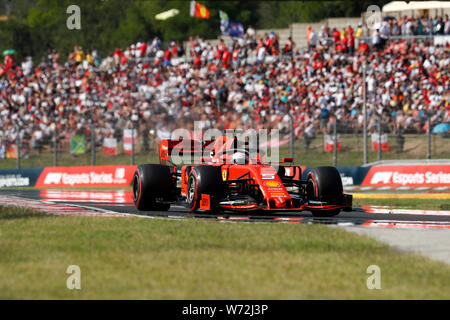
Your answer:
[333,29,340,44]
[265,36,273,50]
[232,48,239,61]
[194,54,201,67]
[171,43,178,57]
[349,34,355,48]
[139,42,147,57]
[164,49,171,62]
[358,42,369,54]
[222,50,231,69]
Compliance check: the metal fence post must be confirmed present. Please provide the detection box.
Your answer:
[131,122,135,166]
[0,134,4,159]
[333,118,337,167]
[362,61,368,164]
[16,125,21,169]
[378,113,382,161]
[91,121,96,166]
[288,112,294,163]
[427,114,431,160]
[53,123,58,166]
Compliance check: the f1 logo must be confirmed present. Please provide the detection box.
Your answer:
[370,172,392,184]
[43,173,62,185]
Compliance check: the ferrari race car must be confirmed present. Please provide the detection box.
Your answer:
[133,136,352,216]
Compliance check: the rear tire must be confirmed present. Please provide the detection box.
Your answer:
[306,166,343,217]
[133,164,173,211]
[186,166,222,212]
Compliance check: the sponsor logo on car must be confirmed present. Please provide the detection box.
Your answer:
[269,192,287,196]
[261,168,276,180]
[222,170,227,181]
[265,181,280,187]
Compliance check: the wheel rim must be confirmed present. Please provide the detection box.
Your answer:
[187,176,196,204]
[133,174,139,203]
[306,178,316,200]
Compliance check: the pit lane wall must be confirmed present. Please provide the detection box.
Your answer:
[0,163,449,188]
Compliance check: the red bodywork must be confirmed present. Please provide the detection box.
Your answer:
[159,137,348,212]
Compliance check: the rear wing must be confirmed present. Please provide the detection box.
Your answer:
[159,139,215,165]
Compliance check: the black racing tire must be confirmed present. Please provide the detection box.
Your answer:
[133,164,173,211]
[306,166,343,217]
[186,165,222,212]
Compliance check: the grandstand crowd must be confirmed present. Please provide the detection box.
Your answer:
[0,14,449,154]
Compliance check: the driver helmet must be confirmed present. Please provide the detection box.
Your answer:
[231,152,248,165]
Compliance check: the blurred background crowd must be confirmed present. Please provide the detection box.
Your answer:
[0,13,449,155]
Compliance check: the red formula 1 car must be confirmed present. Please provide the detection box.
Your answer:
[133,136,352,216]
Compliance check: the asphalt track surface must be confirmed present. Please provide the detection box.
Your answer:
[1,189,450,229]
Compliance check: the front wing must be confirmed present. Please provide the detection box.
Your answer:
[198,193,353,212]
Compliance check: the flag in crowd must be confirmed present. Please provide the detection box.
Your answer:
[219,10,244,38]
[0,142,5,159]
[6,144,18,159]
[70,135,86,155]
[103,138,118,155]
[190,1,210,19]
[324,134,341,152]
[219,10,229,21]
[371,133,390,151]
[123,129,137,156]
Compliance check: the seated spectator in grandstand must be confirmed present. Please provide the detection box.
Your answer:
[284,36,295,55]
[308,30,318,49]
[246,25,256,39]
[318,25,329,47]
[257,43,266,64]
[434,16,445,35]
[444,14,450,35]
[371,28,382,50]
[348,31,355,55]
[380,21,390,47]
[306,25,313,47]
[332,27,340,46]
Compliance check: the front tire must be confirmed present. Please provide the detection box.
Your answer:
[133,164,173,211]
[186,166,222,212]
[306,166,343,217]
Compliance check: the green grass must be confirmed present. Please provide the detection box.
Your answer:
[2,134,450,169]
[0,206,449,299]
[353,198,450,210]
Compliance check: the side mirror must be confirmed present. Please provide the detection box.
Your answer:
[281,157,293,163]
